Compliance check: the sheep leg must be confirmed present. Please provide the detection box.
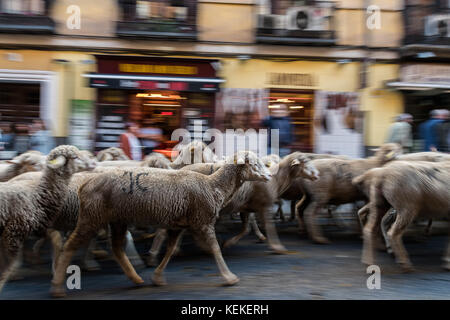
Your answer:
[110,223,144,285]
[260,209,288,253]
[50,227,98,298]
[223,212,251,249]
[31,237,46,265]
[442,225,450,271]
[357,203,370,230]
[381,209,396,255]
[81,238,101,271]
[147,228,168,267]
[289,200,297,221]
[304,201,330,244]
[425,219,433,236]
[361,202,385,266]
[0,232,23,293]
[47,229,63,274]
[124,231,145,268]
[151,229,185,286]
[194,225,239,286]
[387,209,417,272]
[276,200,285,222]
[295,195,307,233]
[250,213,266,242]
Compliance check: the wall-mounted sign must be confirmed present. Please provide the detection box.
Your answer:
[118,64,198,75]
[266,72,316,87]
[96,55,218,78]
[401,64,450,85]
[89,77,221,92]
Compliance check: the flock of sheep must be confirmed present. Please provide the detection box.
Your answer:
[0,141,448,298]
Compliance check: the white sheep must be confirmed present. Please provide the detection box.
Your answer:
[50,151,272,297]
[0,145,90,292]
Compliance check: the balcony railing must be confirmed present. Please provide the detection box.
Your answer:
[116,1,197,40]
[255,1,336,46]
[0,0,55,34]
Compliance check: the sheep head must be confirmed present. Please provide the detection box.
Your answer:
[286,152,320,181]
[230,150,272,182]
[6,151,46,174]
[173,140,218,166]
[96,147,130,161]
[77,150,98,172]
[372,143,402,163]
[46,145,89,176]
[142,153,171,169]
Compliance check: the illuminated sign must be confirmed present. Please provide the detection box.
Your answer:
[267,73,316,87]
[119,64,198,75]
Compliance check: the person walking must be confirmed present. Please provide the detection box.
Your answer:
[120,122,143,160]
[385,113,413,153]
[262,103,292,157]
[419,109,444,152]
[28,119,55,154]
[436,109,449,152]
[139,119,163,155]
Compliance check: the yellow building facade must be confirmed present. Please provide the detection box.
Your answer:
[0,0,409,153]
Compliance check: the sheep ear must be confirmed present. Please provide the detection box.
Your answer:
[236,157,245,165]
[47,155,66,169]
[6,159,20,164]
[385,150,396,160]
[290,158,301,167]
[370,148,380,152]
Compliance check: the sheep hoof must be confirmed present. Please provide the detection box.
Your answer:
[146,256,159,267]
[270,245,288,254]
[151,274,167,286]
[400,264,415,273]
[361,257,374,266]
[132,276,145,285]
[223,275,240,286]
[313,237,331,245]
[443,263,450,271]
[50,286,66,298]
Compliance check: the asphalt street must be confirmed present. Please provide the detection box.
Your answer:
[1,212,449,300]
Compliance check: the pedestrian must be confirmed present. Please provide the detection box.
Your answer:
[0,123,16,152]
[385,113,413,153]
[13,123,30,155]
[419,109,444,152]
[138,119,163,155]
[28,119,55,154]
[436,109,449,152]
[262,103,292,157]
[120,122,143,160]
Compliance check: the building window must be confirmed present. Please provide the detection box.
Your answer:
[256,0,336,45]
[0,0,49,15]
[116,0,197,39]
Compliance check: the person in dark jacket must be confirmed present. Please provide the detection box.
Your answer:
[436,109,449,152]
[419,109,444,151]
[262,103,292,157]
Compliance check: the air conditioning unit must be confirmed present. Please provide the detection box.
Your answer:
[258,14,286,29]
[286,6,331,31]
[424,14,450,37]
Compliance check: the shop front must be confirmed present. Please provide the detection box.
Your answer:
[386,63,450,148]
[86,55,224,152]
[218,59,365,157]
[0,68,58,159]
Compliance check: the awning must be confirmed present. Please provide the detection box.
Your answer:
[84,73,225,92]
[386,81,450,91]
